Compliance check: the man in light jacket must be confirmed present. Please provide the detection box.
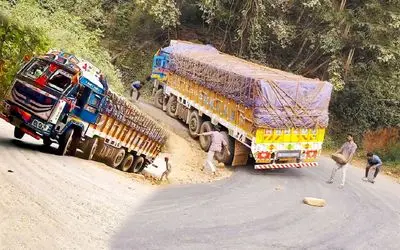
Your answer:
[197,129,230,175]
[327,133,358,188]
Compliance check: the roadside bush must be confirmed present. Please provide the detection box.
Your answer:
[363,127,400,163]
[0,0,123,97]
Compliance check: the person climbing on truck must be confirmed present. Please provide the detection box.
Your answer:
[197,128,230,175]
[362,152,383,183]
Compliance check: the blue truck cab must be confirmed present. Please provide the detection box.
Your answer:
[0,50,108,156]
[151,50,169,82]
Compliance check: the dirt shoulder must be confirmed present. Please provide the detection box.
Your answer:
[134,100,233,185]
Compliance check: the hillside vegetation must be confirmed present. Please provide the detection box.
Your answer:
[0,0,399,163]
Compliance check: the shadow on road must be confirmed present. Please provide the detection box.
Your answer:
[0,137,89,159]
[110,164,317,249]
[0,138,58,154]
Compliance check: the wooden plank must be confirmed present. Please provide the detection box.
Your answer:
[232,140,250,167]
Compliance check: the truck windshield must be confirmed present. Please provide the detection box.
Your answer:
[48,69,72,92]
[23,59,49,80]
[22,59,73,93]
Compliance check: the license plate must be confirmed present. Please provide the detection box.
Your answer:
[277,152,300,158]
[31,119,49,131]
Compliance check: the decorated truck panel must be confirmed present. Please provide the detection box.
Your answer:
[1,50,167,173]
[151,40,332,169]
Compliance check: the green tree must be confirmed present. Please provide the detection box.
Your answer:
[0,0,123,96]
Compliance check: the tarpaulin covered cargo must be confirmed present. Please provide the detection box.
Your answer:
[164,41,333,129]
[101,91,168,144]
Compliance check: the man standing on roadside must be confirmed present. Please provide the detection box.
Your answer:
[327,133,358,188]
[197,129,230,175]
[362,152,383,183]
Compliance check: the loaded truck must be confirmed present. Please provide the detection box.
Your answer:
[151,40,332,169]
[0,50,167,173]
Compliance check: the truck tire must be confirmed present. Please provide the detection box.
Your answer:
[69,129,81,156]
[199,121,214,152]
[57,128,74,156]
[14,127,24,139]
[107,148,125,168]
[120,154,134,172]
[166,95,178,118]
[82,137,98,160]
[43,136,52,147]
[93,138,105,160]
[214,131,235,165]
[154,89,164,109]
[131,156,145,173]
[188,110,202,139]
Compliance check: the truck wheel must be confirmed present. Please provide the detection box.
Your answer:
[43,136,52,147]
[69,129,81,156]
[120,154,134,172]
[14,127,24,139]
[108,148,125,168]
[199,121,214,152]
[93,138,105,160]
[131,156,145,173]
[154,89,164,109]
[82,137,98,160]
[166,95,178,118]
[214,131,235,165]
[57,129,74,156]
[188,110,202,139]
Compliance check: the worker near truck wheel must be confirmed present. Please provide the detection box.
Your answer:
[159,157,172,183]
[196,129,230,175]
[130,80,143,102]
[362,152,383,183]
[327,133,358,188]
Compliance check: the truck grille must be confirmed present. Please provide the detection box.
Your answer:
[11,81,56,119]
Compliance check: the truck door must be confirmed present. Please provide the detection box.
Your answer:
[152,56,167,79]
[73,86,103,124]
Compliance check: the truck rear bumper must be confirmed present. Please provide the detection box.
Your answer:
[255,162,318,169]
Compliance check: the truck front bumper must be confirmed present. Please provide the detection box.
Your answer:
[255,162,318,169]
[0,101,47,140]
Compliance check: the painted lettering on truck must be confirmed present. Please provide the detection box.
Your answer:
[150,40,332,169]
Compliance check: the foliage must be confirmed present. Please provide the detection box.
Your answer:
[0,4,49,98]
[0,0,123,97]
[135,0,181,29]
[1,0,399,159]
[194,0,400,140]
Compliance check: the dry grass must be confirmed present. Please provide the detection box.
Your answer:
[363,127,399,153]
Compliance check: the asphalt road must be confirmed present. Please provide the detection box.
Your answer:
[114,102,400,250]
[0,102,399,249]
[111,157,400,250]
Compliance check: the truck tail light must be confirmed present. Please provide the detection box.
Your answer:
[258,152,271,159]
[305,150,318,159]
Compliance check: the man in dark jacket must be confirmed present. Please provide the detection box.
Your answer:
[362,152,383,183]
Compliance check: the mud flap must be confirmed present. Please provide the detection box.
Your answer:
[232,140,250,167]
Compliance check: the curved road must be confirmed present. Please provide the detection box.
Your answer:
[112,158,400,249]
[0,112,399,249]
